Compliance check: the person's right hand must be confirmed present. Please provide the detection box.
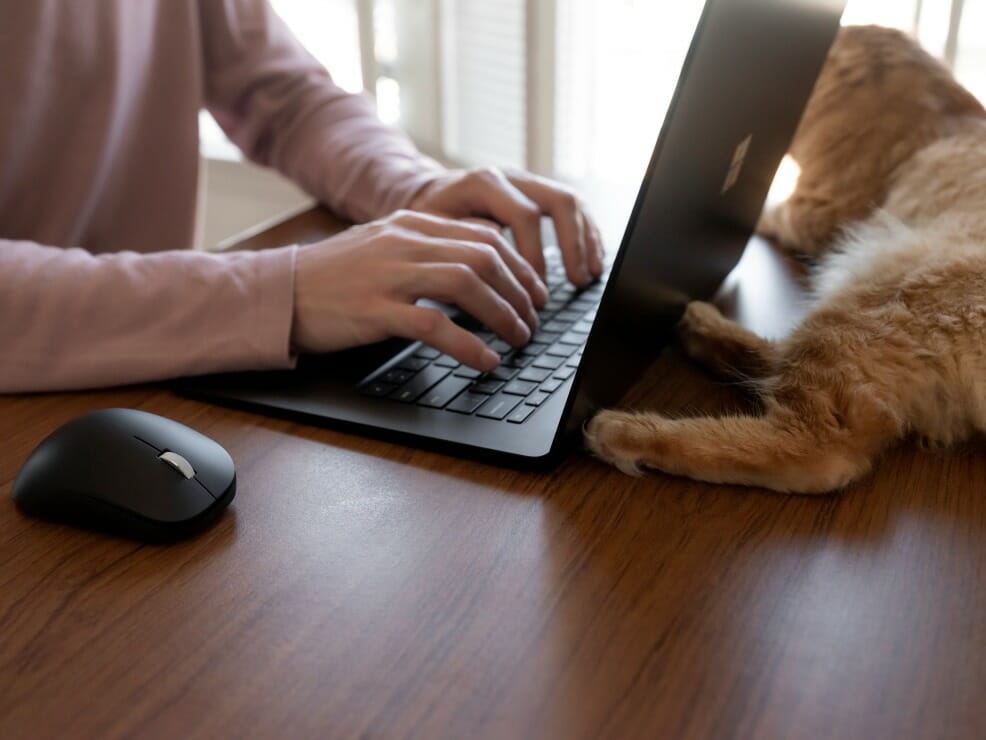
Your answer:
[290,210,550,372]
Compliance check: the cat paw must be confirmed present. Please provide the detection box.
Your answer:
[585,410,650,476]
[678,300,776,381]
[678,301,725,358]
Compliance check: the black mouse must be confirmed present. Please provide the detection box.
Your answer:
[12,408,236,541]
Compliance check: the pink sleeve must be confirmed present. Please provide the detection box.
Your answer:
[199,0,444,223]
[0,240,297,393]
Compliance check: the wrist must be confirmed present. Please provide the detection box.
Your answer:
[404,173,446,212]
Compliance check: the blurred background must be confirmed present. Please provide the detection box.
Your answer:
[200,0,986,248]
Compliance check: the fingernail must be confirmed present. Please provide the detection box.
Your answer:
[481,348,500,370]
[515,318,532,343]
[535,279,549,304]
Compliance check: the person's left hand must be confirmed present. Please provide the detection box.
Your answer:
[409,167,605,294]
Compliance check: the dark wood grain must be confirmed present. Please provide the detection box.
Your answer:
[2,206,985,739]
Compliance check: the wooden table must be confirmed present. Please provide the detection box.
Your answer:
[2,207,985,739]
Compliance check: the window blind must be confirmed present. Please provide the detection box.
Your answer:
[438,0,527,169]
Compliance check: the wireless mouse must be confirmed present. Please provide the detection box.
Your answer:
[12,407,236,541]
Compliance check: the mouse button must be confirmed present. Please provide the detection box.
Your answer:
[129,416,234,496]
[99,452,217,522]
[185,445,235,498]
[80,408,157,446]
[20,428,136,498]
[131,478,218,524]
[155,436,233,498]
[66,439,211,523]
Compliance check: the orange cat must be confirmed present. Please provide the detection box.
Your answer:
[585,25,986,493]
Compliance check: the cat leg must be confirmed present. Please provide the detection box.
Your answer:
[756,192,862,257]
[678,301,778,381]
[585,402,886,494]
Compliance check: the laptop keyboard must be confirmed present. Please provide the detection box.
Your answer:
[358,248,607,424]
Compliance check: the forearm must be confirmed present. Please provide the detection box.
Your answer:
[0,240,297,393]
[200,0,443,223]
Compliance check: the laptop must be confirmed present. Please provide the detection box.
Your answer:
[177,0,847,467]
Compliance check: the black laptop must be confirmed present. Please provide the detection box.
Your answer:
[178,0,847,467]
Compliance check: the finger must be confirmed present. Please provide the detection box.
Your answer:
[505,171,592,286]
[416,239,540,331]
[390,210,549,308]
[461,168,547,281]
[581,211,604,277]
[462,216,503,231]
[388,217,538,330]
[387,305,500,372]
[397,262,532,348]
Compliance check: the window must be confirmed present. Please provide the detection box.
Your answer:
[553,2,705,205]
[199,0,364,160]
[271,0,364,92]
[438,0,527,169]
[203,0,986,199]
[954,1,986,102]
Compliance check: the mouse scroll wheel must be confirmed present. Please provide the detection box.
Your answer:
[159,451,196,480]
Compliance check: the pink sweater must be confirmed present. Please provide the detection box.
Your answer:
[0,0,443,393]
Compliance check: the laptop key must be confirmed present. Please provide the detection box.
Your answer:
[525,391,551,406]
[471,379,504,395]
[417,376,473,409]
[381,368,414,384]
[396,356,430,371]
[453,366,482,379]
[554,367,576,380]
[532,354,565,370]
[362,381,398,397]
[506,404,537,424]
[545,343,575,358]
[518,367,552,383]
[488,365,518,381]
[389,366,450,403]
[488,339,512,354]
[434,354,460,368]
[531,330,560,344]
[540,378,564,393]
[558,331,584,345]
[552,288,577,304]
[502,379,538,396]
[502,352,533,369]
[476,392,522,420]
[543,319,570,333]
[446,391,489,414]
[414,346,441,359]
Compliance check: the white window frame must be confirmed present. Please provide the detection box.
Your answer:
[358,0,557,173]
[356,0,975,176]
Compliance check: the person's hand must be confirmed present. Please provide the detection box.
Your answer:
[290,210,550,371]
[409,167,605,288]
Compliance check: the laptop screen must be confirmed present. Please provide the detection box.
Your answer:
[560,0,848,443]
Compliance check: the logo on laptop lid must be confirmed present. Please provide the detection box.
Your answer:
[721,134,753,194]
